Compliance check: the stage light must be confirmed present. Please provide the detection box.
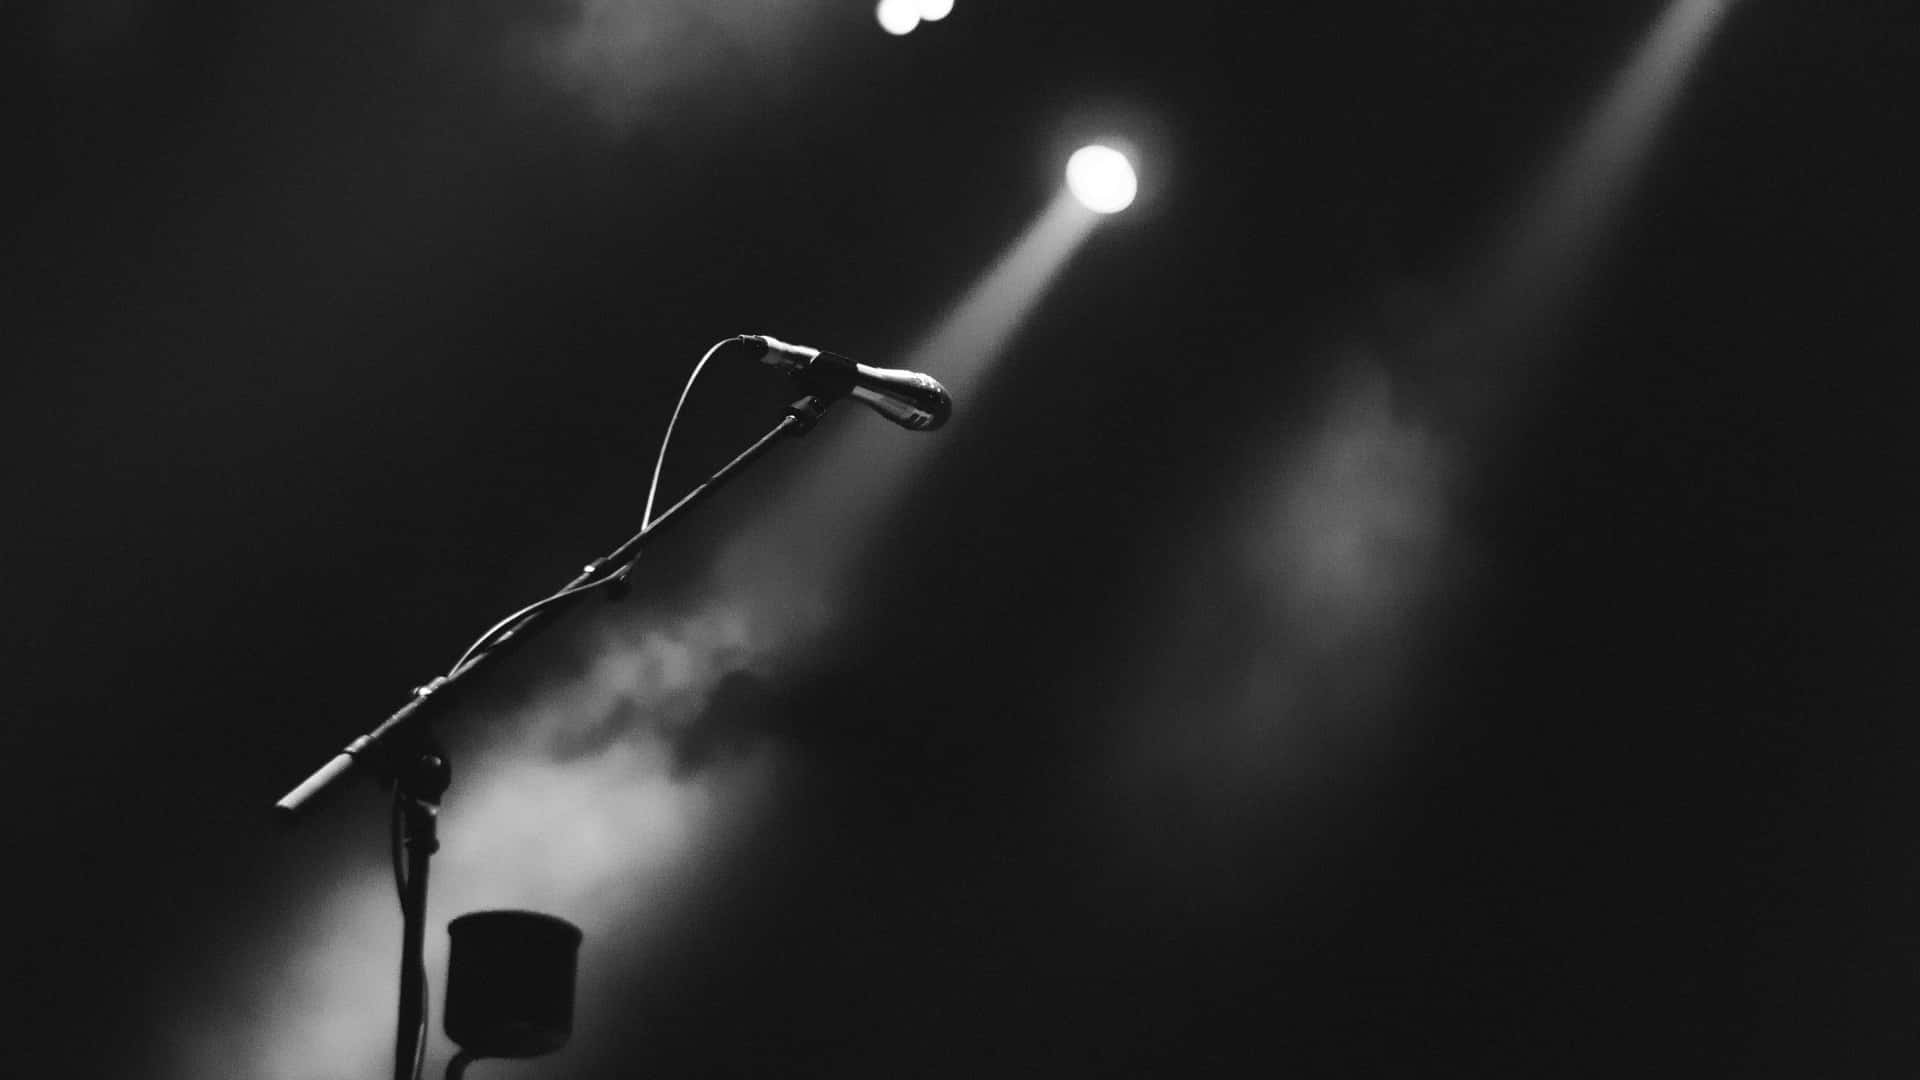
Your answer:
[918,0,955,20]
[1067,146,1136,215]
[876,0,920,35]
[1066,145,1137,215]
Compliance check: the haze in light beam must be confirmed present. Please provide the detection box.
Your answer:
[1473,0,1734,346]
[1083,0,1735,904]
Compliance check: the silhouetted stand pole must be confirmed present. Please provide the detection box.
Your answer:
[395,740,449,1080]
[273,395,834,1080]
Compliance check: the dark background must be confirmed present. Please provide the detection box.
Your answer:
[2,1,1912,1076]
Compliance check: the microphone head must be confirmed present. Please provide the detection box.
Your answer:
[851,369,951,431]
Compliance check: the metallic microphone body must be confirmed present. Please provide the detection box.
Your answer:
[742,335,952,431]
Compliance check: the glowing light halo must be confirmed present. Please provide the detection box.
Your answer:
[876,0,920,35]
[918,0,955,20]
[1065,144,1138,214]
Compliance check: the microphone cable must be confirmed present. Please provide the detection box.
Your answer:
[444,336,742,676]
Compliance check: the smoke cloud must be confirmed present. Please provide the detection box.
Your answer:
[1247,357,1454,658]
[177,591,797,1080]
[468,0,831,141]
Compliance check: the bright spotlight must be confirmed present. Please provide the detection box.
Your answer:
[876,0,921,35]
[918,0,955,20]
[1066,145,1138,215]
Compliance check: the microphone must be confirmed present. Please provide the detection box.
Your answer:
[739,334,952,431]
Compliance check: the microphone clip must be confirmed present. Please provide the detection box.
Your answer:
[782,394,832,434]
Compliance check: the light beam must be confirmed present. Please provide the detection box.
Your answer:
[1472,0,1735,349]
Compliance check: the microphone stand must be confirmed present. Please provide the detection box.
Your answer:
[275,393,834,1080]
